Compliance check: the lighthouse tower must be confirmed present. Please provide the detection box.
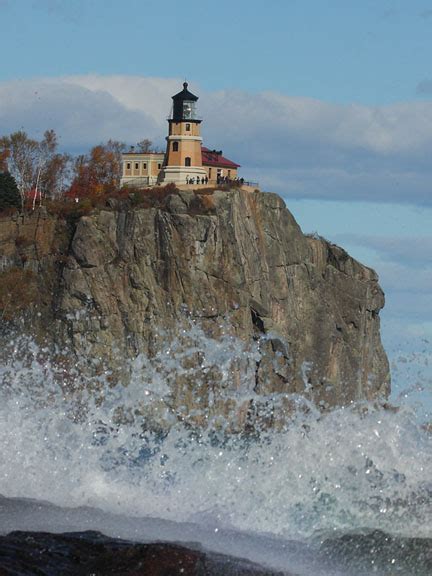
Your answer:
[158,82,207,185]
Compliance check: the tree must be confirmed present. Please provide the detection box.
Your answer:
[69,140,126,198]
[136,139,163,153]
[0,172,21,212]
[0,131,38,207]
[137,139,153,153]
[35,130,71,203]
[0,150,9,173]
[42,151,71,199]
[0,130,71,208]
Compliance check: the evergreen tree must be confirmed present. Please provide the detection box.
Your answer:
[0,172,21,211]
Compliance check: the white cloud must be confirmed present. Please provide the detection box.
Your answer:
[65,75,180,129]
[2,74,432,204]
[0,78,161,151]
[201,89,432,156]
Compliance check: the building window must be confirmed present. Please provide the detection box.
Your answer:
[172,141,179,152]
[126,162,131,170]
[185,157,191,167]
[209,168,212,179]
[135,162,139,170]
[158,163,162,169]
[186,124,191,131]
[143,163,147,169]
[228,170,231,178]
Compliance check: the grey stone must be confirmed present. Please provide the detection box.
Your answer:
[0,189,390,429]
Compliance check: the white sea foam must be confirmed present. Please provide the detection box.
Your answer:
[0,326,431,546]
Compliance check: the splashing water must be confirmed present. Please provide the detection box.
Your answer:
[0,325,431,551]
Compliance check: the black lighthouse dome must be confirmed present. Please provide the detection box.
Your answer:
[171,82,200,122]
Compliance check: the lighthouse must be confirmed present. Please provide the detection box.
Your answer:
[158,82,208,185]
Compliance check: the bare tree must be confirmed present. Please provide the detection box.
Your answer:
[0,130,71,208]
[0,131,39,208]
[136,139,153,153]
[43,152,72,199]
[37,130,71,202]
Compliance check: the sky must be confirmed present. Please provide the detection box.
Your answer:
[0,0,431,397]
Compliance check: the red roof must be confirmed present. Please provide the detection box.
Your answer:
[201,147,240,169]
[25,189,40,200]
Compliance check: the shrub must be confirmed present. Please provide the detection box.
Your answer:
[124,183,179,210]
[189,192,216,215]
[198,193,216,212]
[45,198,94,223]
[195,187,217,195]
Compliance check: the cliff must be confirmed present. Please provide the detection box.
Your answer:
[0,188,390,427]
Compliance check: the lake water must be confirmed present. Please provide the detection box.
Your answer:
[0,327,431,575]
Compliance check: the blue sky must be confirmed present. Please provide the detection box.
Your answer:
[1,0,431,398]
[2,0,432,104]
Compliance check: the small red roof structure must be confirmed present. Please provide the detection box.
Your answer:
[25,188,40,201]
[201,147,240,169]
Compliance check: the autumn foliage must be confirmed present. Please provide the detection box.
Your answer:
[0,128,181,211]
[68,140,125,199]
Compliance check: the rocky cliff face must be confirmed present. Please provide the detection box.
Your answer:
[0,189,390,428]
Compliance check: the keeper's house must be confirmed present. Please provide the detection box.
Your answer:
[120,82,240,188]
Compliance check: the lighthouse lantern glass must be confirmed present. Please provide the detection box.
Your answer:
[183,100,196,119]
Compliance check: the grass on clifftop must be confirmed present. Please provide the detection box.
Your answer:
[0,182,232,223]
[41,184,221,222]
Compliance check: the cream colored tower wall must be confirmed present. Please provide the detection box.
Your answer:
[164,121,203,168]
[169,122,201,137]
[166,139,203,167]
[158,120,206,184]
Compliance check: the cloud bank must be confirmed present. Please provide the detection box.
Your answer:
[1,74,432,205]
[334,234,432,269]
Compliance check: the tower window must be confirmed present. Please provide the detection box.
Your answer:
[186,124,191,131]
[185,157,191,167]
[172,141,179,152]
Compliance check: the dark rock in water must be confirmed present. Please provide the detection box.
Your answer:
[0,530,288,576]
[320,529,432,576]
